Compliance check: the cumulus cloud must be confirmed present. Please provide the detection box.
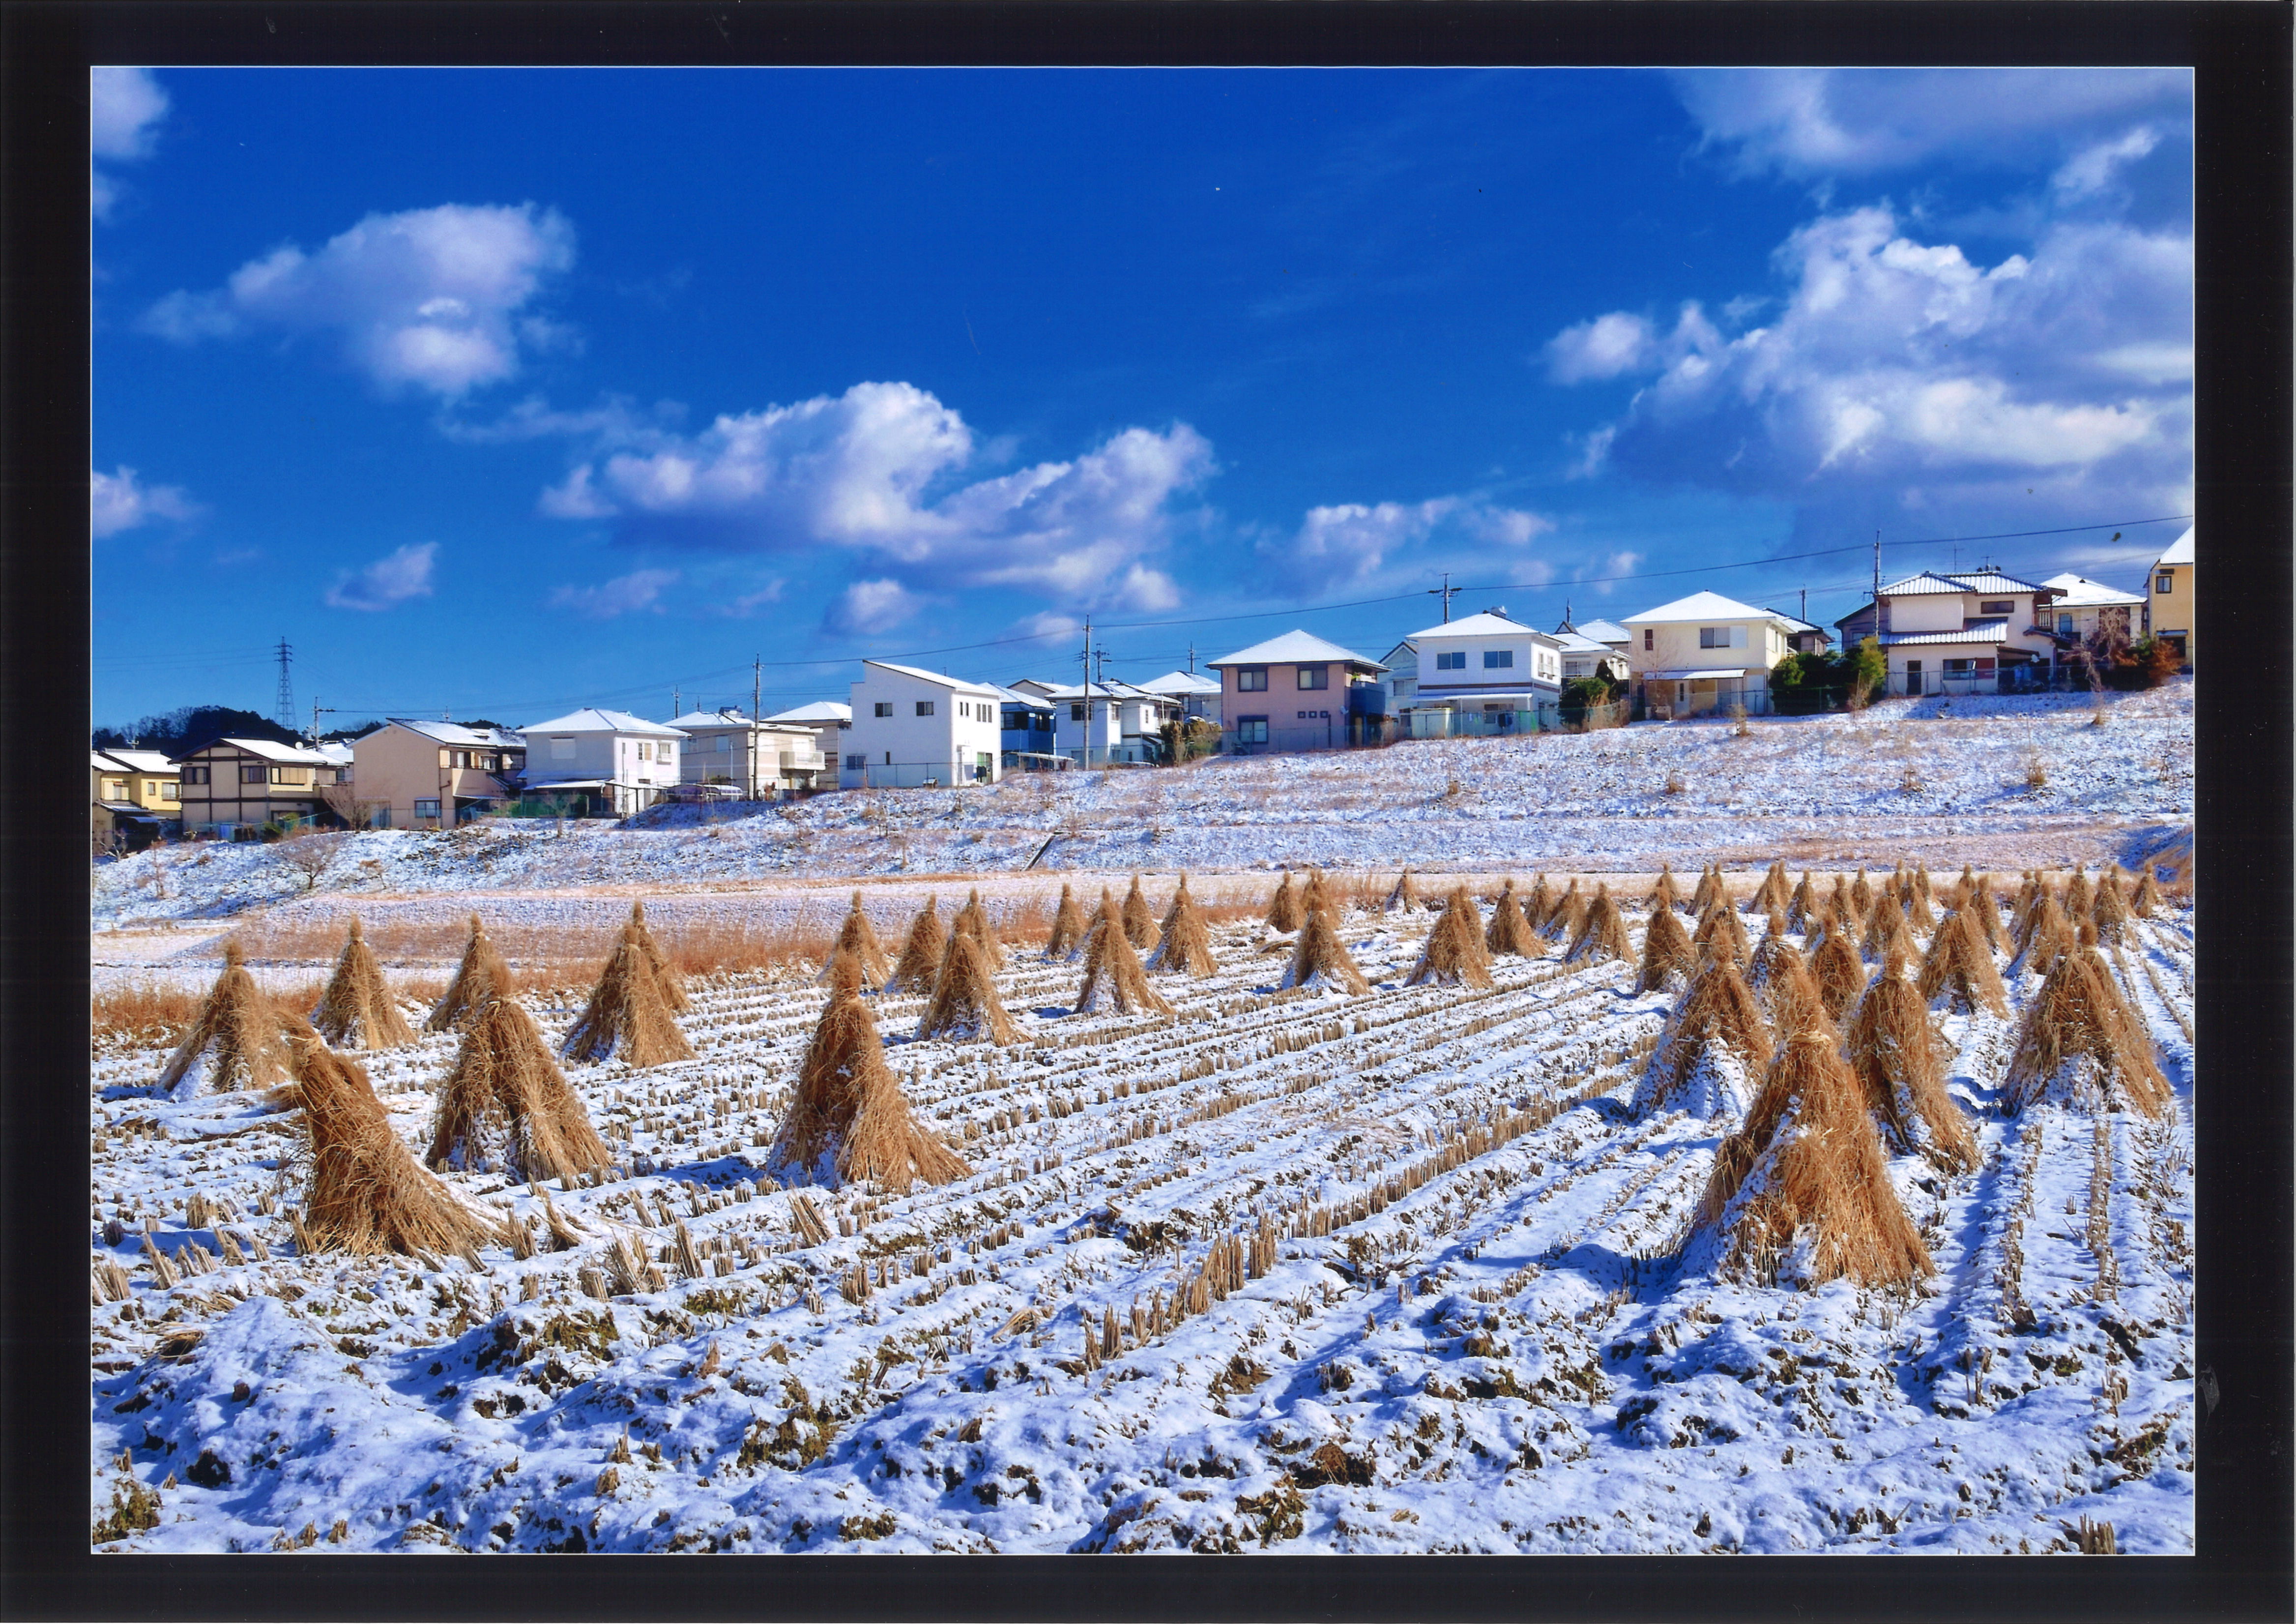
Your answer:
[1671,68,2190,179]
[91,66,168,219]
[1548,205,2191,525]
[324,542,438,611]
[548,567,678,620]
[140,203,576,398]
[1545,312,1658,384]
[540,380,1216,618]
[90,465,199,538]
[826,578,922,636]
[2053,124,2164,199]
[1269,497,1557,587]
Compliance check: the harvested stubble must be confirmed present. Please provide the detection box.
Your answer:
[428,996,612,1182]
[768,955,969,1193]
[427,915,516,1033]
[1281,905,1371,995]
[1265,872,1304,934]
[1692,1030,1931,1288]
[1649,863,1682,915]
[1077,892,1176,1017]
[953,889,1007,972]
[1690,863,1723,916]
[1748,859,1791,916]
[1483,878,1546,959]
[887,895,949,995]
[1635,952,1770,1118]
[1384,868,1423,914]
[1407,887,1494,989]
[1785,872,1816,932]
[825,891,894,989]
[1634,902,1698,995]
[2091,869,2135,943]
[312,918,415,1051]
[2003,944,2172,1119]
[1845,951,1977,1171]
[562,925,696,1068]
[1565,884,1632,966]
[1809,921,1868,1022]
[1121,873,1162,951]
[1147,874,1219,977]
[627,899,689,1014]
[916,928,1018,1045]
[1692,899,1750,969]
[1861,897,1918,964]
[1044,883,1089,961]
[1917,906,2009,1018]
[286,1029,494,1258]
[1540,879,1586,944]
[157,943,293,1101]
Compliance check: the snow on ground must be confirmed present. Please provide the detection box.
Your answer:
[89,683,2193,933]
[88,894,2196,1555]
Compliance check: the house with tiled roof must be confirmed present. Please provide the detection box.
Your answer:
[1832,567,2063,696]
[172,736,343,838]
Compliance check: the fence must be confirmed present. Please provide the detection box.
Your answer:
[1403,705,1562,740]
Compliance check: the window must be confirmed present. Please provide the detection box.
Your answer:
[550,737,576,760]
[242,764,267,784]
[1643,629,1655,651]
[1483,650,1513,669]
[414,798,441,820]
[1297,665,1328,690]
[1236,667,1268,692]
[874,701,894,717]
[1979,599,2015,616]
[104,779,125,798]
[915,701,934,717]
[845,753,865,771]
[1945,658,1972,675]
[883,751,893,766]
[1235,716,1269,744]
[1698,626,1747,650]
[161,782,178,800]
[1434,650,1466,671]
[1069,702,1086,721]
[1564,660,1587,678]
[186,765,208,785]
[2156,572,2174,594]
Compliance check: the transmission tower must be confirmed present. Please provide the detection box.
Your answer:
[273,637,296,731]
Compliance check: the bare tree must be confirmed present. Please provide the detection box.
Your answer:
[320,781,389,830]
[275,832,346,892]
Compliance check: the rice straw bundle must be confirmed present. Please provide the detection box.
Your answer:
[1146,874,1219,977]
[1784,872,1816,932]
[427,914,516,1033]
[1634,952,1770,1118]
[1760,948,1831,1044]
[1901,876,1936,931]
[1525,874,1556,930]
[1809,922,1868,1021]
[769,954,969,1192]
[953,888,1006,971]
[1969,875,2005,950]
[1076,890,1174,1015]
[1303,868,1333,919]
[1565,884,1633,965]
[1634,899,1699,994]
[1913,862,1936,910]
[627,899,689,1014]
[2091,868,2135,943]
[1649,863,1683,915]
[1917,906,2009,1017]
[1689,1030,1931,1289]
[1844,950,1976,1171]
[2061,866,2094,919]
[312,918,414,1051]
[2010,872,2046,941]
[1045,883,1089,960]
[1539,878,1584,943]
[887,896,948,994]
[1860,897,1917,964]
[1826,875,1855,927]
[1745,909,1798,991]
[1692,899,1750,969]
[1483,878,1545,958]
[1690,863,1723,916]
[1947,864,1976,911]
[157,942,294,1101]
[428,995,612,1182]
[916,928,1018,1045]
[286,1030,494,1258]
[1855,869,1886,923]
[1749,859,1792,916]
[823,891,893,989]
[563,924,696,1068]
[1407,887,1493,988]
[2003,943,2172,1119]
[2128,865,2163,918]
[2011,894,2073,977]
[1120,873,1162,951]
[1265,872,1304,933]
[1281,904,1372,995]
[1384,868,1422,914]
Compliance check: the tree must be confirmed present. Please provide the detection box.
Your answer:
[1843,636,1887,710]
[320,780,390,830]
[274,831,346,891]
[92,704,299,754]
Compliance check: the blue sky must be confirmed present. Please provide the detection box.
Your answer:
[91,67,2192,729]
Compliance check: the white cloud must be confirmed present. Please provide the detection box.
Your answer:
[1460,506,1556,549]
[1284,499,1457,586]
[543,381,1216,616]
[91,67,168,220]
[1544,312,1657,383]
[90,466,199,537]
[2053,124,2164,199]
[548,567,678,620]
[324,542,438,611]
[437,393,688,449]
[826,578,921,636]
[140,203,576,398]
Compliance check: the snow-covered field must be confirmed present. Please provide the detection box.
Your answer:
[88,888,2195,1554]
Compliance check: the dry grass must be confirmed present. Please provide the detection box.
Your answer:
[155,945,295,1100]
[1690,865,1723,916]
[1844,953,1977,1172]
[915,929,1018,1045]
[1649,863,1682,915]
[1692,900,1750,970]
[1749,860,1792,916]
[312,919,415,1051]
[1406,887,1493,989]
[1384,868,1423,914]
[1539,879,1585,944]
[1760,948,1831,1046]
[94,975,325,1053]
[427,996,612,1182]
[1860,898,1917,964]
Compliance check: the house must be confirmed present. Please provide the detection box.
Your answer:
[1137,669,1223,727]
[2147,527,2194,667]
[1622,591,1800,718]
[1378,640,1420,716]
[1548,626,1630,684]
[1206,630,1389,755]
[1040,681,1182,765]
[1765,610,1833,656]
[350,719,526,829]
[1397,609,1566,738]
[764,701,852,784]
[989,685,1063,768]
[172,737,343,838]
[1832,568,2062,697]
[1564,615,1632,655]
[91,747,180,851]
[668,709,829,795]
[2038,573,2148,650]
[516,709,685,818]
[841,662,1006,789]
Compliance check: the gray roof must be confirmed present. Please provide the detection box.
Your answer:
[376,717,524,749]
[520,708,686,738]
[1876,620,2010,648]
[1207,629,1387,672]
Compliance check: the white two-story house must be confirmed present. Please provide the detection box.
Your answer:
[1397,609,1566,737]
[1833,568,2062,696]
[517,709,685,818]
[1623,591,1798,718]
[1041,681,1181,766]
[669,709,829,796]
[841,662,1005,789]
[1138,669,1223,728]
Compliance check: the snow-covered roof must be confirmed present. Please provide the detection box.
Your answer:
[860,661,1004,697]
[1207,629,1387,671]
[1549,629,1622,657]
[1406,610,1540,641]
[1623,591,1792,627]
[94,748,176,775]
[1567,618,1631,645]
[376,717,524,749]
[1763,608,1824,635]
[520,708,686,738]
[2039,573,2146,609]
[1137,670,1222,696]
[188,736,333,765]
[1640,667,1764,681]
[765,701,851,725]
[2154,527,2193,567]
[1876,620,2010,648]
[1880,568,2046,598]
[1951,568,2046,595]
[985,684,1055,708]
[667,709,759,730]
[315,741,355,767]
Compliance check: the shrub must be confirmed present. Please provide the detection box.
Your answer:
[2024,753,2048,792]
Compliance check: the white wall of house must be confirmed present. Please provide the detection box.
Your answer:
[519,713,684,815]
[1412,628,1562,692]
[842,664,1005,788]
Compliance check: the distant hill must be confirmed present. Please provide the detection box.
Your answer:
[93,704,303,756]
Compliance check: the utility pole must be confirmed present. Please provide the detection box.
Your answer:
[310,697,320,748]
[1428,572,1457,623]
[1799,588,1806,623]
[1081,617,1093,772]
[1873,532,1883,635]
[673,686,681,719]
[1187,642,1195,676]
[751,658,762,802]
[273,636,295,731]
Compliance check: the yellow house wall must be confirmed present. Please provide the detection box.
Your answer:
[2148,563,2193,665]
[1624,619,1787,679]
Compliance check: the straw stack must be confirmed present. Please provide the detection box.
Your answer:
[824,891,894,989]
[1407,886,1494,989]
[1076,891,1176,1016]
[1634,902,1698,995]
[916,929,1018,1045]
[1632,952,1770,1119]
[562,924,696,1068]
[427,914,515,1033]
[158,942,293,1102]
[1265,872,1304,933]
[1044,883,1089,961]
[1917,906,2008,1017]
[887,896,949,995]
[428,995,612,1182]
[2003,941,2172,1119]
[312,918,415,1051]
[1844,950,1977,1171]
[1146,874,1219,977]
[1483,878,1545,959]
[953,889,1006,971]
[1565,884,1633,965]
[287,1028,495,1258]
[769,954,969,1192]
[1280,904,1371,995]
[627,899,689,1014]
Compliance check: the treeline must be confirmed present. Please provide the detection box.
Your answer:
[92,704,382,754]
